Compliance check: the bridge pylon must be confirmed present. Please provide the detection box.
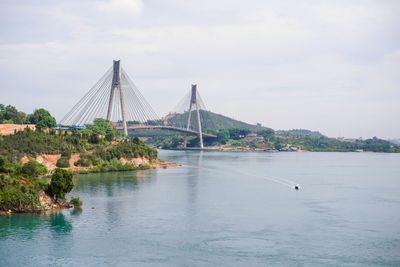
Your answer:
[59,59,160,134]
[107,60,127,135]
[184,84,204,148]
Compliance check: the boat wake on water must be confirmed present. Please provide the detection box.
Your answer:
[261,177,294,189]
[183,164,301,190]
[233,170,301,190]
[258,176,300,190]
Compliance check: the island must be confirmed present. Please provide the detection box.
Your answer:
[142,110,400,153]
[0,105,177,215]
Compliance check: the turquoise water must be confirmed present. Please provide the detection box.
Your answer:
[1,151,400,266]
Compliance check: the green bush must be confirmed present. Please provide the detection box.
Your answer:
[70,196,82,206]
[20,160,48,177]
[74,158,90,167]
[56,157,70,168]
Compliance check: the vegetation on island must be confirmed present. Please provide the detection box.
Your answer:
[141,110,400,153]
[70,196,82,207]
[0,104,56,128]
[273,130,400,152]
[1,104,160,213]
[148,127,399,152]
[0,122,157,212]
[0,118,157,171]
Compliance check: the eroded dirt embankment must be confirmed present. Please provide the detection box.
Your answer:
[20,154,178,171]
[120,157,178,169]
[0,124,36,135]
[21,154,61,170]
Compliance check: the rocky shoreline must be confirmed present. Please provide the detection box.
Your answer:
[1,160,179,216]
[0,190,73,215]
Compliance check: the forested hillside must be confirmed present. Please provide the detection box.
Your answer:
[0,123,157,170]
[164,110,263,131]
[277,129,325,138]
[0,118,159,213]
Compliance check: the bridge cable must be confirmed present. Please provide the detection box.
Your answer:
[75,72,112,126]
[59,67,112,125]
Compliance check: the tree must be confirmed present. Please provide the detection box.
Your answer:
[105,131,115,142]
[0,105,26,124]
[28,108,57,128]
[89,133,100,144]
[35,121,47,131]
[187,136,200,147]
[257,128,275,141]
[21,159,48,177]
[85,118,116,137]
[217,129,229,144]
[274,138,284,150]
[171,136,184,147]
[228,128,251,140]
[47,168,74,201]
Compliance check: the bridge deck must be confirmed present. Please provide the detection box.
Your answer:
[116,125,217,138]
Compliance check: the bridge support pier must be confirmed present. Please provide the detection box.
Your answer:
[107,60,127,135]
[184,84,203,148]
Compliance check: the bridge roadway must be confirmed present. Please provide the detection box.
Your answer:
[115,125,217,138]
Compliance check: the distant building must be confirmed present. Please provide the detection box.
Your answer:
[337,138,356,143]
[246,133,258,138]
[279,145,299,152]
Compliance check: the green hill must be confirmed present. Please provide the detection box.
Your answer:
[164,110,263,132]
[277,129,325,138]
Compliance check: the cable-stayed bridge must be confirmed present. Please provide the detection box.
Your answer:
[59,60,216,148]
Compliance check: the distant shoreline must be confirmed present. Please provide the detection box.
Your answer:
[163,147,399,153]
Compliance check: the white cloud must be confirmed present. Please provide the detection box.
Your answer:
[96,0,143,15]
[0,0,399,138]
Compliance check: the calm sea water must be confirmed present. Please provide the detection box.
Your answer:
[1,151,400,266]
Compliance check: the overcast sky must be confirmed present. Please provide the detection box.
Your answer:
[1,0,399,138]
